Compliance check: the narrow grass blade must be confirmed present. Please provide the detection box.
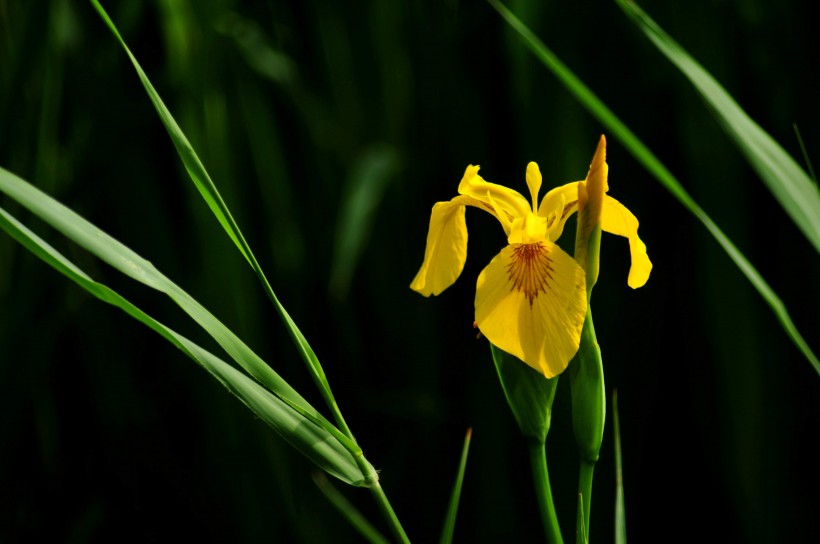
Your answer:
[616,0,820,254]
[88,0,354,439]
[313,472,390,544]
[330,144,400,299]
[613,390,626,544]
[793,124,817,185]
[487,0,820,376]
[0,165,374,470]
[0,205,367,486]
[439,428,473,544]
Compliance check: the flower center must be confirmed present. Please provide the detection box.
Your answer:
[507,242,554,305]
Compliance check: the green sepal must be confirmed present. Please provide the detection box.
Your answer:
[490,343,558,443]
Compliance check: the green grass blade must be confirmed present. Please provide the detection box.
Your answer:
[487,0,820,376]
[330,144,400,299]
[793,124,817,185]
[88,0,355,440]
[312,472,390,544]
[439,428,473,544]
[613,390,626,544]
[0,205,367,486]
[0,164,369,463]
[616,0,820,254]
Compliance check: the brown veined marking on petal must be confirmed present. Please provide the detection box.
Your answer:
[470,199,515,222]
[506,242,554,306]
[561,199,578,220]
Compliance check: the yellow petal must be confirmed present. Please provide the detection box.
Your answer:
[602,195,652,288]
[475,241,587,378]
[538,181,580,242]
[458,165,531,220]
[410,198,469,296]
[525,162,542,211]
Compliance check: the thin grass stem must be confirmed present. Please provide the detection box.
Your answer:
[313,472,390,544]
[793,123,817,185]
[369,481,411,544]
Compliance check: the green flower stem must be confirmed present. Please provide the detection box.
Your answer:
[570,311,605,542]
[529,441,564,544]
[577,460,595,543]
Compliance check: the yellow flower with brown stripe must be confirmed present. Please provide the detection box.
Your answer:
[411,136,651,377]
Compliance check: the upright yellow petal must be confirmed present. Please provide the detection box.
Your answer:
[601,195,652,288]
[475,241,587,377]
[458,165,531,220]
[410,199,469,296]
[538,181,580,242]
[525,162,542,211]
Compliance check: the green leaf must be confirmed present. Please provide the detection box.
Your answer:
[613,390,627,544]
[439,428,472,544]
[88,0,354,437]
[0,203,367,486]
[491,343,558,443]
[487,0,820,377]
[616,0,820,254]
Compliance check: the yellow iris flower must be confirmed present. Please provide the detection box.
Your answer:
[410,136,652,377]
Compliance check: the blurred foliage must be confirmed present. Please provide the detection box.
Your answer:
[1,0,818,542]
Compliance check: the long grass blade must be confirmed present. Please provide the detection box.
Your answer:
[0,204,367,486]
[439,428,473,544]
[313,472,390,544]
[0,165,375,472]
[613,390,626,544]
[88,0,355,440]
[487,0,820,376]
[616,0,820,253]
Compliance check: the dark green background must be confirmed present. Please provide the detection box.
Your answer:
[1,0,818,542]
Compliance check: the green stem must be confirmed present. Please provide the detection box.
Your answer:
[352,450,410,544]
[577,460,595,543]
[529,441,564,544]
[369,480,411,544]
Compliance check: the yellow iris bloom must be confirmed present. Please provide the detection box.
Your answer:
[411,136,651,377]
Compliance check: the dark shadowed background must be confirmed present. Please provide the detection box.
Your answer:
[1,0,818,542]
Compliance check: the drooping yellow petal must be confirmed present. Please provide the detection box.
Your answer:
[410,198,469,296]
[601,195,652,288]
[458,165,531,220]
[475,241,587,377]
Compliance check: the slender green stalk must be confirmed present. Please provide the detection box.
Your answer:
[613,390,627,544]
[369,481,411,544]
[313,472,390,544]
[440,428,473,544]
[529,441,563,544]
[577,460,595,543]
